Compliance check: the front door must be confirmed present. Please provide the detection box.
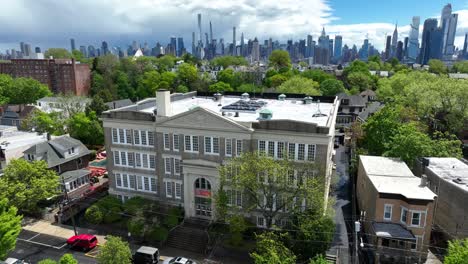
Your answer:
[194,178,212,219]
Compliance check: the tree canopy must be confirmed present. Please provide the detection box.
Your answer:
[319,79,346,96]
[428,59,448,75]
[211,56,248,68]
[277,76,321,95]
[44,48,72,59]
[269,50,291,70]
[0,159,59,214]
[97,236,132,264]
[444,238,468,264]
[0,198,22,260]
[0,74,52,104]
[250,232,296,264]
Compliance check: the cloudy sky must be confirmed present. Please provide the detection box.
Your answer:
[0,0,467,53]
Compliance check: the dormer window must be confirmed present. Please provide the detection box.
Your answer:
[68,147,75,155]
[27,154,35,161]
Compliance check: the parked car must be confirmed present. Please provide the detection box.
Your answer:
[0,258,29,264]
[162,257,196,264]
[66,234,98,251]
[133,246,160,264]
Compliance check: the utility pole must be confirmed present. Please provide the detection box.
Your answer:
[62,177,78,236]
[354,220,361,264]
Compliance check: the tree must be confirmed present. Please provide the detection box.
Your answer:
[44,48,72,59]
[0,159,59,214]
[177,63,198,90]
[309,255,328,264]
[452,61,468,73]
[217,68,235,87]
[0,74,13,105]
[269,74,288,88]
[208,81,233,92]
[301,70,334,84]
[319,79,345,96]
[85,205,103,224]
[250,232,296,264]
[38,260,58,264]
[97,236,132,264]
[277,76,321,95]
[211,56,248,68]
[237,83,259,93]
[71,50,84,61]
[113,70,133,100]
[346,71,373,91]
[22,111,65,135]
[67,111,104,146]
[228,215,247,246]
[428,59,448,75]
[160,71,177,90]
[86,95,109,116]
[343,60,369,76]
[56,94,89,117]
[444,238,468,264]
[5,77,51,104]
[0,198,22,260]
[218,152,325,229]
[59,254,78,264]
[176,85,189,93]
[136,70,160,99]
[269,50,291,70]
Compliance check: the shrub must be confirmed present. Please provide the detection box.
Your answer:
[123,197,148,215]
[163,214,178,229]
[85,205,103,224]
[148,226,169,242]
[103,206,123,223]
[127,217,145,237]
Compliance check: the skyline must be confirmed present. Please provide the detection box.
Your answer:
[0,0,467,52]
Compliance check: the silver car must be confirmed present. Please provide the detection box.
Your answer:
[162,257,196,264]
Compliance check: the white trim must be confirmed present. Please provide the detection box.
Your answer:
[400,206,408,225]
[383,204,393,221]
[204,136,220,155]
[225,138,233,157]
[410,211,423,227]
[163,133,170,150]
[173,134,180,151]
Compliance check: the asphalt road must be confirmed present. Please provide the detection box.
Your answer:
[9,230,97,264]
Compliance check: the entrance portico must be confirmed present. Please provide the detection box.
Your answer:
[182,159,220,220]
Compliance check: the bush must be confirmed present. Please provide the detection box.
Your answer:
[94,196,123,223]
[127,217,145,237]
[148,226,169,242]
[85,205,103,224]
[123,197,149,215]
[103,206,123,223]
[163,214,178,229]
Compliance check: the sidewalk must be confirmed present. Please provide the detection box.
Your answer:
[22,219,107,244]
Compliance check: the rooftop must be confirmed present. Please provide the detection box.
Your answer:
[60,169,90,182]
[0,131,47,150]
[108,92,337,127]
[372,222,416,240]
[360,155,436,201]
[426,157,468,192]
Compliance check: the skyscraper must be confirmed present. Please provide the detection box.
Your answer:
[407,16,420,62]
[24,43,32,57]
[315,27,330,65]
[177,37,185,57]
[35,47,41,53]
[440,4,458,56]
[192,32,196,55]
[359,39,369,61]
[209,21,213,43]
[403,37,409,58]
[20,42,25,56]
[240,33,245,57]
[391,24,398,57]
[328,39,334,60]
[252,37,260,62]
[80,46,87,58]
[419,18,443,65]
[306,35,313,58]
[70,38,76,51]
[334,35,343,60]
[396,41,403,61]
[101,41,109,55]
[463,33,468,59]
[197,14,202,46]
[385,35,392,60]
[232,27,237,56]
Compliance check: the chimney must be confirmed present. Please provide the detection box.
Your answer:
[420,174,428,187]
[156,89,172,117]
[47,132,51,141]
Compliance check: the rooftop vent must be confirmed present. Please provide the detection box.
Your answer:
[303,96,313,104]
[259,109,273,120]
[312,99,328,117]
[278,94,286,101]
[241,93,250,100]
[221,100,267,112]
[213,92,223,102]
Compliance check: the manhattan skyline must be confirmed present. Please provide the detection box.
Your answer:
[0,0,467,52]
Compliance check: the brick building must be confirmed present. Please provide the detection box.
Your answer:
[0,59,90,96]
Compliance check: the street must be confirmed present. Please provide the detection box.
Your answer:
[10,230,96,264]
[328,145,352,263]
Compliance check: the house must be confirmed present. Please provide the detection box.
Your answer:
[23,135,91,174]
[0,126,48,173]
[360,89,377,102]
[336,93,366,127]
[60,169,92,200]
[36,96,91,114]
[101,90,339,225]
[0,104,37,129]
[414,158,468,241]
[357,155,436,264]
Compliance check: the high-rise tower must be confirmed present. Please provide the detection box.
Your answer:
[197,14,202,46]
[70,38,76,51]
[440,4,458,56]
[391,24,398,57]
[232,27,237,56]
[419,18,443,64]
[407,16,420,62]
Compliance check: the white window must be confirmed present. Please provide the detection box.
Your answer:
[125,129,132,144]
[120,151,127,166]
[298,144,306,160]
[115,173,122,187]
[257,216,265,227]
[68,147,75,155]
[112,128,118,143]
[141,131,147,145]
[149,155,156,169]
[137,175,157,193]
[165,158,172,174]
[114,128,131,144]
[134,130,152,146]
[225,139,232,156]
[384,204,393,220]
[288,143,296,159]
[173,134,179,151]
[134,153,154,170]
[236,140,242,156]
[115,174,135,190]
[184,135,199,152]
[164,133,170,150]
[226,190,242,207]
[401,208,408,224]
[174,158,181,175]
[127,152,134,167]
[268,141,275,157]
[307,144,316,161]
[277,142,285,159]
[175,182,182,199]
[259,140,266,153]
[411,212,421,227]
[133,130,140,145]
[205,137,219,154]
[114,151,120,165]
[148,132,155,146]
[165,181,173,197]
[142,154,148,168]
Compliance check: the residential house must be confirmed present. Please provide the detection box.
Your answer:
[357,155,436,264]
[36,96,91,115]
[0,104,37,129]
[336,93,366,127]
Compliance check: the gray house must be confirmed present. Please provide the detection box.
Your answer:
[101,90,339,226]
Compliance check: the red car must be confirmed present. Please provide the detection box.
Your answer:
[67,234,98,251]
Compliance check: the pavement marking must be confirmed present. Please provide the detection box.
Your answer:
[28,233,41,241]
[84,246,101,258]
[17,238,67,250]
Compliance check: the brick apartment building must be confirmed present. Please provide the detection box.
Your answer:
[0,59,90,96]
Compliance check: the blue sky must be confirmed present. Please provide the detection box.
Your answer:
[0,0,467,52]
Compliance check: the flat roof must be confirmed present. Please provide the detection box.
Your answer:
[372,222,416,240]
[360,155,436,201]
[426,157,468,192]
[110,95,336,127]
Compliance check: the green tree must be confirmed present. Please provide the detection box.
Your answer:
[85,205,103,224]
[38,259,57,264]
[23,111,65,135]
[228,215,247,246]
[343,60,369,76]
[208,81,233,92]
[136,70,160,99]
[301,69,334,84]
[59,254,78,264]
[97,236,132,264]
[346,71,373,91]
[156,55,176,71]
[0,159,59,214]
[67,111,104,146]
[217,68,235,87]
[86,95,109,116]
[0,74,13,104]
[176,85,189,93]
[269,74,288,87]
[160,71,177,90]
[0,198,22,260]
[277,76,321,95]
[5,77,52,104]
[250,232,296,264]
[113,70,133,99]
[269,50,291,70]
[177,63,198,90]
[452,61,468,73]
[319,79,345,96]
[211,56,248,68]
[44,48,72,59]
[71,50,84,61]
[444,238,468,264]
[428,59,448,75]
[96,54,120,76]
[309,255,328,264]
[237,83,259,93]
